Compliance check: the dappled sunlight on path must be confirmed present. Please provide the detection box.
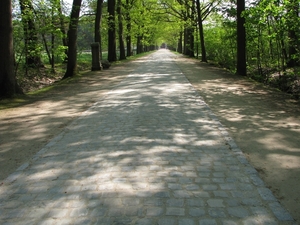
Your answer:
[178,56,300,223]
[0,50,296,224]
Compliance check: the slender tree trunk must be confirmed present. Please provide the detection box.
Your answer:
[286,0,299,67]
[41,33,52,65]
[58,0,68,61]
[51,3,55,72]
[117,0,126,60]
[63,0,82,79]
[184,27,193,56]
[267,17,274,60]
[183,27,188,55]
[137,35,143,54]
[95,0,103,60]
[236,0,247,76]
[125,0,132,56]
[189,27,195,58]
[177,31,183,53]
[51,33,55,71]
[107,0,117,62]
[196,0,207,62]
[0,0,22,98]
[19,0,43,67]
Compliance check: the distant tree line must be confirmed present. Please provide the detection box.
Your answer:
[0,0,299,98]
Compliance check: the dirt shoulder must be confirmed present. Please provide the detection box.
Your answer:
[175,56,300,223]
[1,53,299,222]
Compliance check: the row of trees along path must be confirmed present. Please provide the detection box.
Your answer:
[0,0,299,98]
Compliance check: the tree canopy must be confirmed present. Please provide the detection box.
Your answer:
[0,0,299,98]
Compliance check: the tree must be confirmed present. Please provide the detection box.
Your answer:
[107,0,117,62]
[286,0,299,67]
[117,0,126,60]
[196,0,207,62]
[63,0,82,79]
[0,0,22,98]
[236,0,246,76]
[58,0,69,61]
[125,0,132,56]
[19,0,43,67]
[95,0,104,60]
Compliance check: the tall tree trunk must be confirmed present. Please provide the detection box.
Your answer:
[236,0,247,76]
[286,0,299,67]
[177,31,183,53]
[63,0,82,79]
[183,26,188,55]
[95,0,103,60]
[107,0,117,62]
[196,0,207,62]
[0,0,22,98]
[58,0,68,61]
[189,27,195,58]
[125,0,132,56]
[117,0,126,60]
[184,27,193,56]
[19,0,43,67]
[136,35,143,54]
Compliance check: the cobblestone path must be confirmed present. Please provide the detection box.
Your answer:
[0,50,296,224]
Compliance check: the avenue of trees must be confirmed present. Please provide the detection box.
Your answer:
[0,0,299,98]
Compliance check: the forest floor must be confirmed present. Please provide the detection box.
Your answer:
[1,52,300,222]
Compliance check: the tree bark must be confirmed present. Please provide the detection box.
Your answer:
[196,0,207,62]
[0,0,22,98]
[63,0,82,79]
[136,35,143,54]
[177,31,183,53]
[189,27,195,58]
[107,0,117,62]
[95,0,103,60]
[117,0,126,60]
[58,0,68,61]
[183,26,188,55]
[236,0,247,76]
[125,0,132,56]
[286,0,299,67]
[184,27,193,56]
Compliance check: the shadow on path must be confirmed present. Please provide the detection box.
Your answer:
[178,57,300,223]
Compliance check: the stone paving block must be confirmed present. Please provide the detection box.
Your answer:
[158,218,176,225]
[90,208,106,217]
[0,50,296,225]
[227,206,250,218]
[213,191,229,198]
[107,207,124,217]
[269,202,294,221]
[257,187,277,201]
[136,218,153,225]
[199,218,218,225]
[192,191,210,198]
[207,199,225,208]
[189,207,206,217]
[166,207,185,216]
[146,207,164,216]
[208,208,227,218]
[178,218,195,225]
[187,199,205,207]
[221,220,238,225]
[173,190,191,198]
[202,184,218,191]
[167,198,184,207]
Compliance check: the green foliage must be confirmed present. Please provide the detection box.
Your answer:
[8,0,300,96]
